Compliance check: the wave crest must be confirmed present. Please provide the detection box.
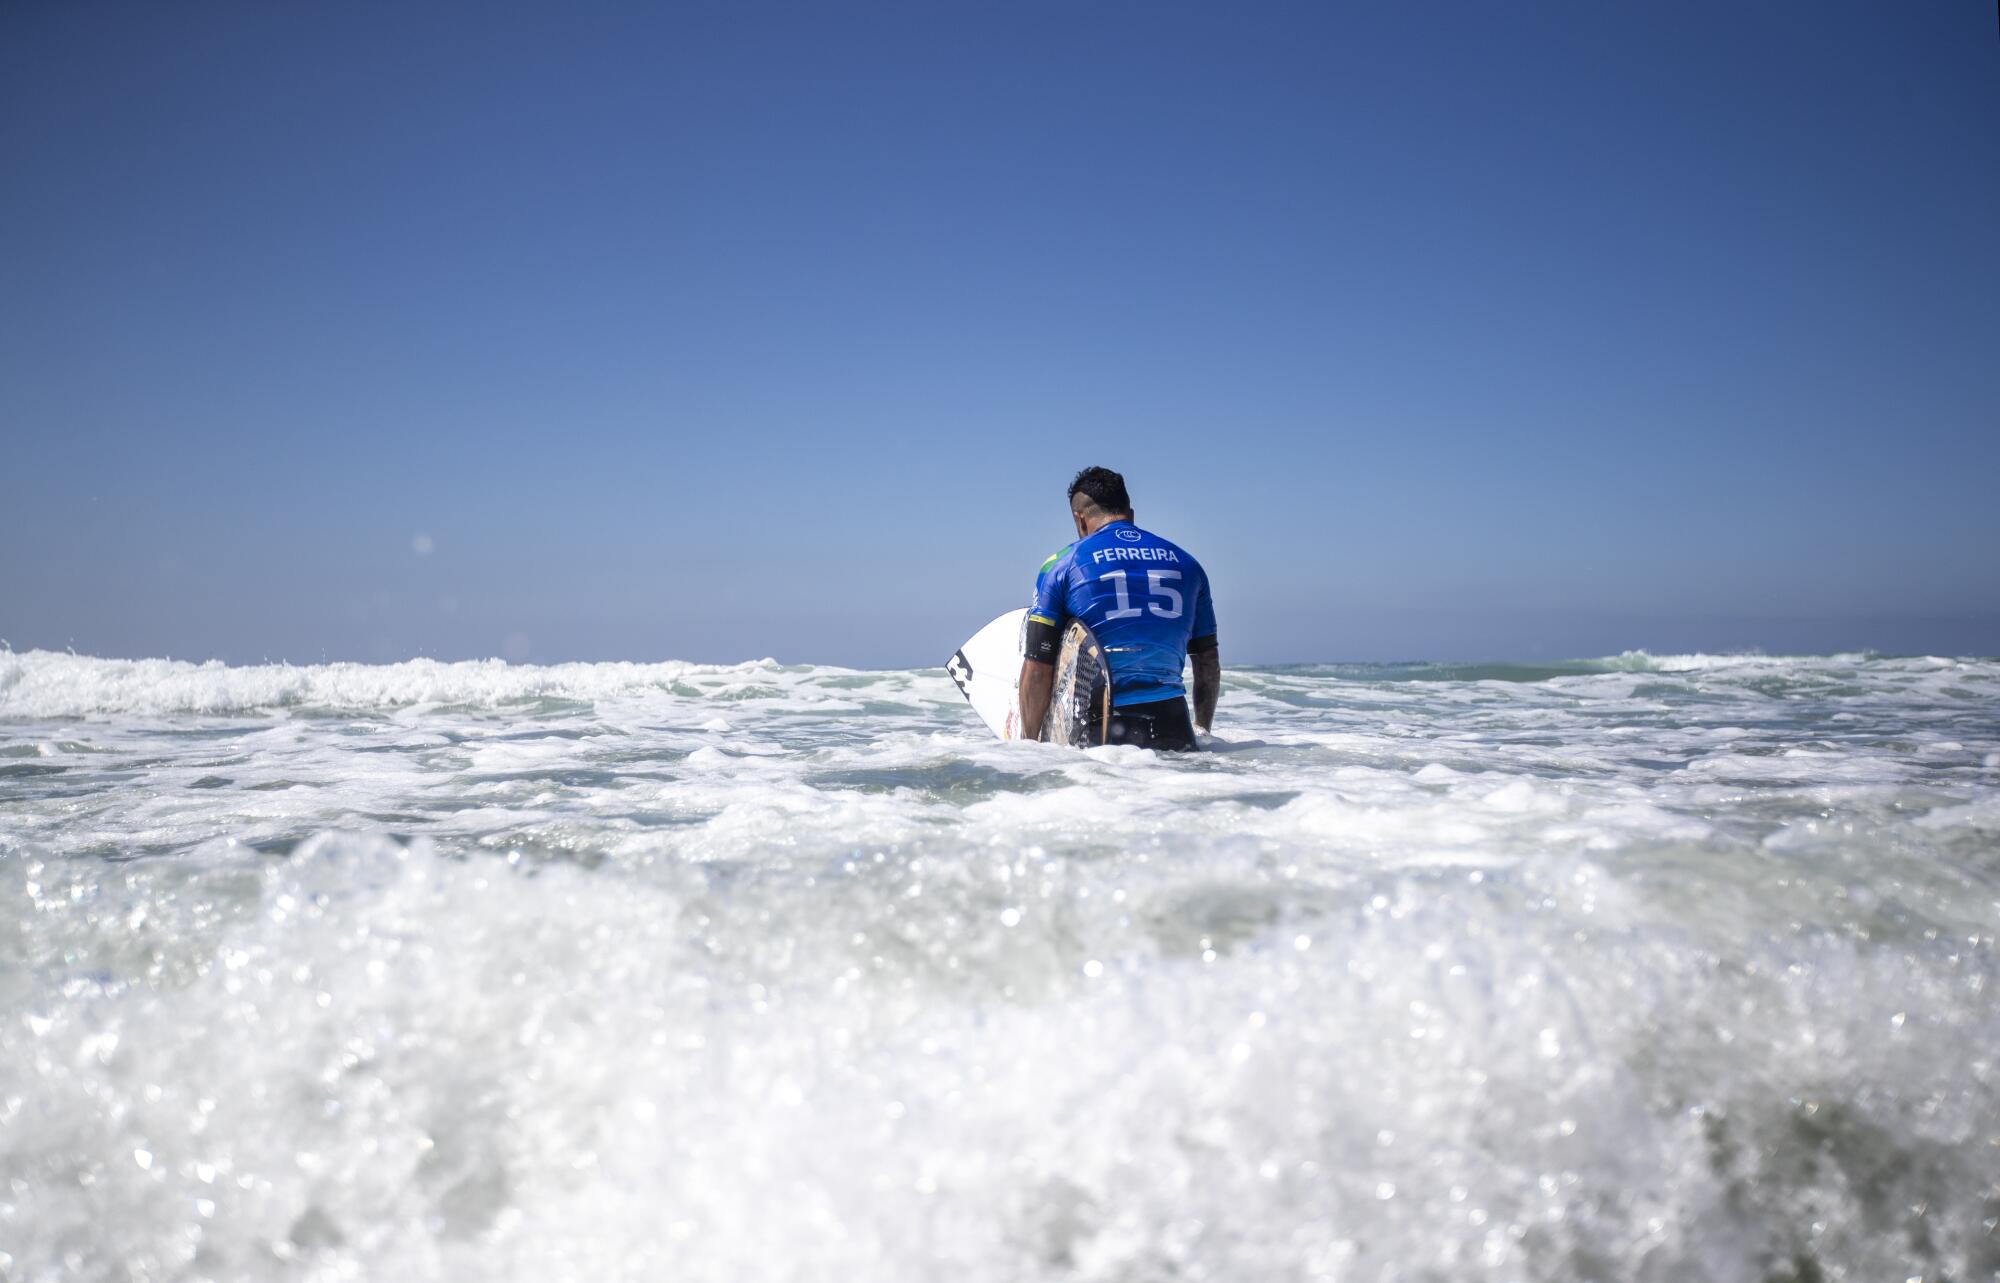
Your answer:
[0,649,803,717]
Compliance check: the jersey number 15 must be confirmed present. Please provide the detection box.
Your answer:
[1100,569,1182,620]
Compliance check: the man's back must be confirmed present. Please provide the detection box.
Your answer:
[1016,466,1221,751]
[1030,519,1216,708]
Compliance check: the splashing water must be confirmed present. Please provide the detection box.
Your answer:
[2,648,1997,1282]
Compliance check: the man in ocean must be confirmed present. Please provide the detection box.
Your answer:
[1017,466,1220,750]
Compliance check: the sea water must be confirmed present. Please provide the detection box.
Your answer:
[1,648,1996,1283]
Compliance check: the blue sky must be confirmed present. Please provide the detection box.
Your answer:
[3,1,1995,666]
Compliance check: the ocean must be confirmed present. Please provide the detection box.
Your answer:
[2,647,1996,1282]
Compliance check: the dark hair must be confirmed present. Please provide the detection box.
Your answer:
[1067,466,1132,516]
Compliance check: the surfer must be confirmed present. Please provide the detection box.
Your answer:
[1018,467,1219,750]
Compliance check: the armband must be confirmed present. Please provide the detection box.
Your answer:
[1188,632,1219,655]
[1023,615,1061,663]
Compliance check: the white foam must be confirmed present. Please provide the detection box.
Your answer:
[0,649,834,718]
[2,648,1997,1280]
[1596,648,1885,672]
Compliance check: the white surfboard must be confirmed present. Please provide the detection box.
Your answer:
[946,611,1111,744]
[945,609,1027,739]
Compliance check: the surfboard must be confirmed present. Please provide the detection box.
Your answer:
[945,611,1111,745]
[945,609,1029,739]
[1043,619,1113,748]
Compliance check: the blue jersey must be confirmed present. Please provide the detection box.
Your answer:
[1029,521,1217,707]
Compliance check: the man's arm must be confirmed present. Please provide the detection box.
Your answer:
[1017,658,1055,740]
[1018,548,1071,741]
[1188,570,1220,732]
[1190,646,1220,731]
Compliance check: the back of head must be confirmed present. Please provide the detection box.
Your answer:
[1067,466,1133,519]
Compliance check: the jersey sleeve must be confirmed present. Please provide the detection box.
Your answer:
[1189,564,1218,645]
[1024,547,1072,662]
[1028,548,1070,628]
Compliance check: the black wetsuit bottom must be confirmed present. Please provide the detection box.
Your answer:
[1102,696,1200,751]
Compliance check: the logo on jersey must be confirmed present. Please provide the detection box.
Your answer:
[1114,527,1143,542]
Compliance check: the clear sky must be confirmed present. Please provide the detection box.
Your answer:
[3,2,1996,667]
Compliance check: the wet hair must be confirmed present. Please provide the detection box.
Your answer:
[1067,466,1132,517]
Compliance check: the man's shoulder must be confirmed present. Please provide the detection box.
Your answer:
[1144,530,1209,587]
[1028,543,1078,627]
[1151,528,1207,571]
